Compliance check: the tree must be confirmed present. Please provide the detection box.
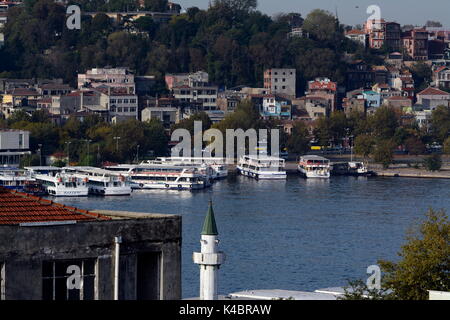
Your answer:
[410,62,432,93]
[379,209,449,300]
[430,106,450,143]
[426,21,442,28]
[405,136,426,155]
[302,9,338,42]
[287,121,310,155]
[373,140,395,169]
[369,106,399,140]
[339,279,393,300]
[423,154,442,172]
[443,137,450,154]
[354,134,375,160]
[144,0,168,12]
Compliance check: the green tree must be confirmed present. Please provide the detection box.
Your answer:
[423,154,442,172]
[405,136,426,155]
[144,0,168,12]
[354,134,375,160]
[379,209,450,300]
[287,121,310,155]
[443,137,450,154]
[410,62,432,93]
[302,9,338,42]
[373,139,395,169]
[430,105,450,143]
[369,106,399,140]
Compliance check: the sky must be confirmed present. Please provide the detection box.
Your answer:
[179,0,450,28]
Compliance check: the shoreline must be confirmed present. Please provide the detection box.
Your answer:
[228,162,450,179]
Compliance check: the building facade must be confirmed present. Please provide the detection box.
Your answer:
[264,68,296,97]
[0,188,181,300]
[0,129,31,167]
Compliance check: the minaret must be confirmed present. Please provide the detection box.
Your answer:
[193,201,225,300]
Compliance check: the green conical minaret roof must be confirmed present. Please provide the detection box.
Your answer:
[201,201,218,236]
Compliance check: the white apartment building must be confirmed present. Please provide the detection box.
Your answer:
[77,68,136,94]
[0,130,31,166]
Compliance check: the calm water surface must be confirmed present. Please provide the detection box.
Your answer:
[54,175,450,298]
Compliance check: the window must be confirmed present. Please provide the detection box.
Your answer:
[124,99,129,104]
[42,259,96,301]
[1,262,5,300]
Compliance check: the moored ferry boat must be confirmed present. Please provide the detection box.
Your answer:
[298,155,331,179]
[64,167,132,196]
[0,167,36,191]
[104,164,209,190]
[237,155,287,180]
[34,173,89,197]
[149,157,228,179]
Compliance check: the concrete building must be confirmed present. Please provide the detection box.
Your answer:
[403,29,429,61]
[383,96,413,111]
[433,66,450,89]
[78,68,136,94]
[165,71,209,91]
[342,96,366,116]
[346,60,374,91]
[141,97,182,128]
[0,187,181,300]
[172,83,218,112]
[345,29,367,47]
[362,90,382,111]
[416,87,450,109]
[193,201,225,300]
[294,96,330,120]
[306,78,338,112]
[264,68,296,97]
[259,95,292,119]
[0,130,31,166]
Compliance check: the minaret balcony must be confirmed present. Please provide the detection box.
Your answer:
[193,252,226,265]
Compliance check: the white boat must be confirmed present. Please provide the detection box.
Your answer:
[150,157,228,180]
[104,164,209,190]
[348,162,368,175]
[237,155,287,180]
[298,155,331,179]
[63,167,132,196]
[34,173,89,197]
[0,167,36,191]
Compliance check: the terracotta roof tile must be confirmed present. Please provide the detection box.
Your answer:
[417,87,450,96]
[0,187,111,225]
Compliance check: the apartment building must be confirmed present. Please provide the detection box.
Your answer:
[78,68,136,94]
[402,28,429,60]
[264,68,296,97]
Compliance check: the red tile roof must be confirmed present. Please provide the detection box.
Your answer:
[0,187,111,225]
[417,87,450,96]
[346,29,366,35]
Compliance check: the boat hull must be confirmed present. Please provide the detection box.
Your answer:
[298,166,331,179]
[237,167,287,180]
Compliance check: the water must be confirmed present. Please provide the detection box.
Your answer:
[55,175,450,298]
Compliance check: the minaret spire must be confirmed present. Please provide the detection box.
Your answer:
[193,201,225,300]
[202,200,218,236]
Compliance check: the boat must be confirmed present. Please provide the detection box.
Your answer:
[63,167,132,196]
[151,157,228,179]
[26,166,89,197]
[0,167,36,191]
[298,155,331,179]
[237,155,287,180]
[104,164,210,190]
[348,162,368,175]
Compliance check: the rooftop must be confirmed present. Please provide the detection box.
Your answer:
[0,187,111,225]
[418,87,450,96]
